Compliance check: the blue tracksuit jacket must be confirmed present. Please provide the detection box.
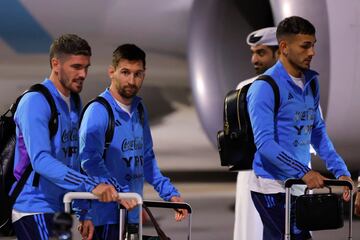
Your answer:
[12,79,108,214]
[79,89,180,225]
[247,61,350,181]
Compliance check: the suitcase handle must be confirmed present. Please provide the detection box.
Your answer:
[304,185,332,194]
[284,178,353,190]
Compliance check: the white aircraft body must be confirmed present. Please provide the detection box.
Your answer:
[1,1,360,240]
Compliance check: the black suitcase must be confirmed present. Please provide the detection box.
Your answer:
[284,179,353,240]
[295,186,344,230]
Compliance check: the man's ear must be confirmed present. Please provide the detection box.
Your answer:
[51,58,59,71]
[108,65,115,78]
[279,40,288,56]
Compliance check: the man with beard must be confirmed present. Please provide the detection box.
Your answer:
[234,27,278,240]
[248,27,279,75]
[79,44,188,239]
[12,34,136,240]
[247,16,353,240]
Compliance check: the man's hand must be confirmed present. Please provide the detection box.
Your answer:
[338,176,354,202]
[78,220,94,240]
[170,196,188,222]
[91,183,119,202]
[301,170,328,189]
[119,198,138,211]
[355,191,360,216]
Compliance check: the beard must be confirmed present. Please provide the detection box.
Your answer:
[119,85,139,99]
[60,77,84,93]
[254,67,264,75]
[288,54,312,72]
[59,68,84,94]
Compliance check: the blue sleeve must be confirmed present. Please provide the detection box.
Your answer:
[79,102,128,192]
[72,200,92,221]
[142,107,180,201]
[311,107,350,178]
[15,93,101,192]
[247,81,310,179]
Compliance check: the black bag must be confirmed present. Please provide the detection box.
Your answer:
[0,84,58,236]
[217,76,317,171]
[295,186,344,231]
[217,75,280,171]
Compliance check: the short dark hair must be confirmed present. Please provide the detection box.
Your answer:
[112,44,146,69]
[49,34,91,67]
[276,16,315,41]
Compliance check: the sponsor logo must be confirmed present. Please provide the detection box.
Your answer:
[288,93,294,100]
[61,127,78,143]
[122,156,144,168]
[294,108,315,122]
[293,139,311,147]
[62,146,78,158]
[125,173,144,182]
[121,137,143,152]
[294,125,313,135]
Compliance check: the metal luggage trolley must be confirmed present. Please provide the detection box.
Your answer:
[63,192,143,240]
[63,193,192,239]
[285,179,353,240]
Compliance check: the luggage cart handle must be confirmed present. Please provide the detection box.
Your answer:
[143,200,192,213]
[63,192,143,212]
[142,200,192,240]
[284,178,353,190]
[63,192,143,240]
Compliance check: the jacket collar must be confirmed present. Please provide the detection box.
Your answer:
[271,60,319,89]
[102,88,142,115]
[42,78,81,113]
